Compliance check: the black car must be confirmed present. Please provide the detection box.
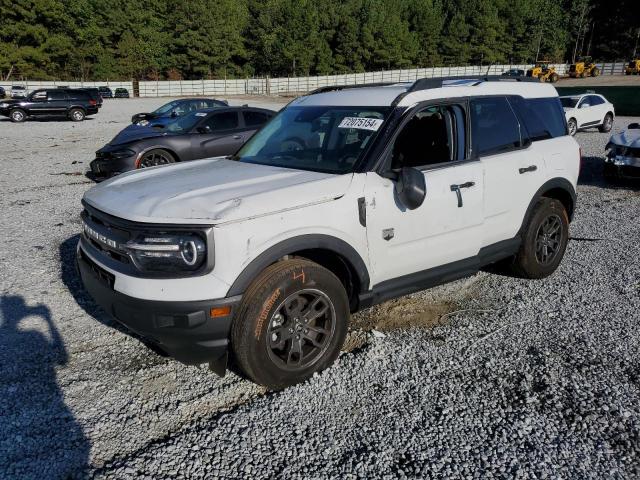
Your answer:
[90,106,276,178]
[0,88,100,122]
[78,87,103,107]
[0,86,5,99]
[501,69,525,77]
[131,98,229,127]
[114,88,130,98]
[98,86,113,98]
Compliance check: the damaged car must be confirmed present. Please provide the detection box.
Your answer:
[604,122,640,179]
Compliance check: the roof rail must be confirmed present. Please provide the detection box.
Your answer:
[408,75,539,92]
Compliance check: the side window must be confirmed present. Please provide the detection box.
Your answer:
[48,90,67,101]
[578,97,591,108]
[510,96,567,140]
[590,95,605,106]
[470,97,521,156]
[32,90,47,101]
[244,110,271,127]
[391,104,464,169]
[202,111,239,131]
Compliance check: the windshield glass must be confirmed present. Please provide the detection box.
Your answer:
[560,97,579,108]
[153,100,180,115]
[235,105,390,174]
[166,111,205,133]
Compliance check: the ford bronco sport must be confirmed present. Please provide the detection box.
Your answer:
[77,76,579,389]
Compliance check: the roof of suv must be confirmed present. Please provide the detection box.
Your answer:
[292,78,559,108]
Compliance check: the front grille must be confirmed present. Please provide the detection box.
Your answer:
[82,209,132,266]
[80,248,115,288]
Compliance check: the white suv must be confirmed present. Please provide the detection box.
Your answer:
[560,93,614,136]
[77,77,580,389]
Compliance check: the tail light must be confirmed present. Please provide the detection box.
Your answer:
[89,99,97,106]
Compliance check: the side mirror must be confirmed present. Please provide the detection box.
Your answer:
[628,123,640,129]
[171,111,178,118]
[197,125,211,134]
[394,167,426,210]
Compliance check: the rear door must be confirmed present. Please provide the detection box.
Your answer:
[189,111,243,159]
[472,96,544,246]
[46,90,69,115]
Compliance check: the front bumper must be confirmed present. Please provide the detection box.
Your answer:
[605,156,640,178]
[89,154,137,178]
[77,244,240,366]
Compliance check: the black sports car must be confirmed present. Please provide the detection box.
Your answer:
[90,106,276,179]
[131,98,229,127]
[114,88,130,98]
[99,86,113,98]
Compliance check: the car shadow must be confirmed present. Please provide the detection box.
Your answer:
[59,234,169,357]
[0,295,90,478]
[579,155,640,190]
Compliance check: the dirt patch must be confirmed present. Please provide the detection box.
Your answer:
[353,296,455,332]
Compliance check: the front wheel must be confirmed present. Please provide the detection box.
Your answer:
[231,259,349,390]
[599,113,613,133]
[10,109,26,122]
[568,118,577,136]
[510,198,569,279]
[549,73,559,83]
[138,149,176,168]
[591,67,600,77]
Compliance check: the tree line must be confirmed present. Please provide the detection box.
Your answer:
[0,0,638,81]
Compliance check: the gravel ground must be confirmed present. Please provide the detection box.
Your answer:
[0,99,639,479]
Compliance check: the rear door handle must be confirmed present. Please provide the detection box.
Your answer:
[519,165,537,174]
[450,181,475,208]
[232,135,243,140]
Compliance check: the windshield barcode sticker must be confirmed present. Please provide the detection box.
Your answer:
[195,112,208,117]
[338,117,383,131]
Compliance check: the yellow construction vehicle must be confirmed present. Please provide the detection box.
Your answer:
[625,59,640,75]
[526,62,559,83]
[569,56,600,78]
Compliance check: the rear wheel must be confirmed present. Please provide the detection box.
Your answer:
[10,109,26,123]
[591,67,600,77]
[568,118,577,136]
[138,149,176,168]
[549,73,559,83]
[69,108,85,122]
[599,113,613,133]
[231,259,349,390]
[510,198,569,279]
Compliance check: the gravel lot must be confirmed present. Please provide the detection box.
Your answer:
[1,98,639,479]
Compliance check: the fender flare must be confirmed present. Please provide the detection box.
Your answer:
[519,177,577,235]
[227,234,370,297]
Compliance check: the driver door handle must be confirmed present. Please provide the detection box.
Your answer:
[519,165,537,174]
[450,181,475,208]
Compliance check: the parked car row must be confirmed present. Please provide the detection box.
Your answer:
[0,85,130,100]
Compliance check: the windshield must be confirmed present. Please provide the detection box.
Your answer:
[234,105,390,174]
[560,97,579,108]
[166,111,205,133]
[153,100,180,115]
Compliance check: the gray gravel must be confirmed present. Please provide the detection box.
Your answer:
[1,101,639,479]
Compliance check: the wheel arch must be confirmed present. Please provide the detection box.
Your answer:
[519,178,576,235]
[227,234,370,311]
[135,146,181,168]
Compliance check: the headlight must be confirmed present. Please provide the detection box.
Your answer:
[110,149,136,159]
[137,119,149,126]
[125,233,207,272]
[0,103,8,108]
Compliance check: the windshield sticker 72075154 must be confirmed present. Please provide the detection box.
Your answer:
[338,117,384,131]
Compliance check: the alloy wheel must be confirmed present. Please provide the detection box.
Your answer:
[535,214,563,265]
[139,151,173,168]
[267,289,336,371]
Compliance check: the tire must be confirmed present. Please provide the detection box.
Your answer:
[510,198,569,279]
[138,149,176,168]
[69,108,85,122]
[549,73,559,83]
[599,113,613,133]
[10,109,26,123]
[567,118,577,136]
[231,258,349,390]
[591,67,600,77]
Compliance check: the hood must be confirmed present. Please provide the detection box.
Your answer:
[608,128,640,149]
[83,158,353,225]
[107,125,174,147]
[0,99,21,105]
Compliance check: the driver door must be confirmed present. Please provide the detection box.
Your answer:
[364,103,484,288]
[190,111,244,159]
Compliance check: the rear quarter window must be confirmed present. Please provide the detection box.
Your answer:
[510,97,567,141]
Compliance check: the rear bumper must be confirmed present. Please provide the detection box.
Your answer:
[77,244,240,366]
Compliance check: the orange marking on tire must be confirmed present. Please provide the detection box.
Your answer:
[293,269,305,283]
[255,288,281,339]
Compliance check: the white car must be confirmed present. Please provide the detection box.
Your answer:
[77,77,580,389]
[560,93,614,136]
